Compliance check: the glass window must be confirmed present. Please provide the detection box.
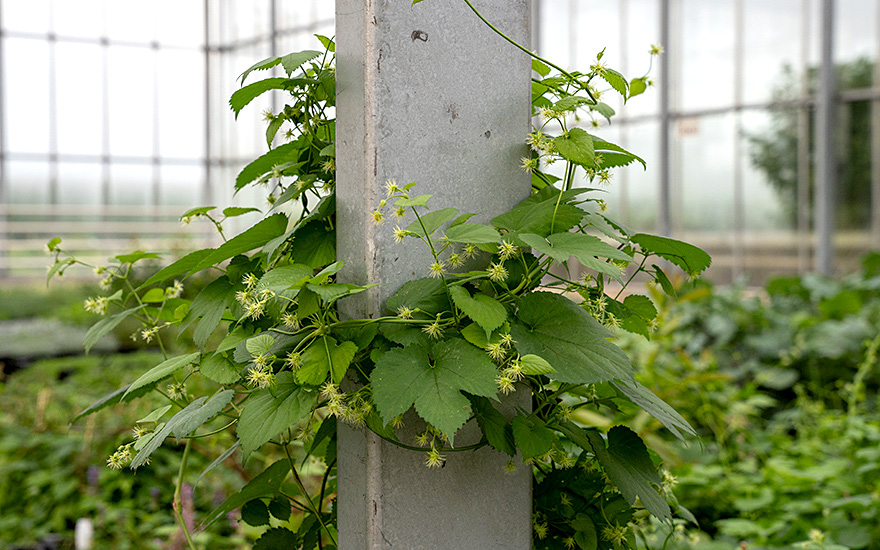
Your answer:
[2,0,51,33]
[835,0,877,65]
[679,0,735,112]
[741,110,797,231]
[52,0,103,39]
[620,119,660,232]
[105,0,156,44]
[677,113,735,231]
[157,49,205,158]
[154,0,204,47]
[5,160,51,204]
[742,0,804,104]
[57,162,103,205]
[159,164,204,206]
[107,46,154,157]
[109,163,153,205]
[3,38,51,154]
[55,41,103,155]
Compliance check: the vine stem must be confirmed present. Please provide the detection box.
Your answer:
[460,0,596,102]
[173,439,198,550]
[283,441,337,546]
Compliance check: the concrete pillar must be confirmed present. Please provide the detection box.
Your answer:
[335,0,532,548]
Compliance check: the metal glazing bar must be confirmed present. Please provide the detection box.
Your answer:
[873,0,880,240]
[814,0,835,274]
[618,0,630,224]
[204,0,213,212]
[798,0,812,273]
[658,0,671,235]
[732,0,745,279]
[0,0,7,276]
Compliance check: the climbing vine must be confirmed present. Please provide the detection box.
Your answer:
[49,5,708,549]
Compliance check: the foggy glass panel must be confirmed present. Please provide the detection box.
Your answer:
[572,1,620,70]
[109,163,152,205]
[52,0,102,39]
[678,113,735,231]
[835,0,877,65]
[223,0,271,44]
[57,162,102,205]
[620,119,660,232]
[2,0,50,33]
[5,161,50,204]
[159,164,203,206]
[105,1,156,44]
[539,0,572,69]
[741,110,796,231]
[154,0,204,47]
[55,41,103,155]
[679,0,735,112]
[157,49,205,158]
[3,38,51,154]
[622,0,661,118]
[107,46,154,157]
[835,100,872,230]
[742,0,804,105]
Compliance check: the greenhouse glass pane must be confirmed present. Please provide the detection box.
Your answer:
[105,1,156,44]
[159,164,203,206]
[3,38,51,154]
[107,46,154,157]
[2,0,50,33]
[742,0,803,105]
[5,161,50,204]
[835,0,877,65]
[679,0,735,112]
[539,0,572,69]
[678,113,735,231]
[55,41,103,155]
[154,0,204,47]
[109,163,152,206]
[57,162,102,205]
[622,0,660,118]
[157,49,205,158]
[620,119,660,232]
[52,0,102,39]
[741,110,796,231]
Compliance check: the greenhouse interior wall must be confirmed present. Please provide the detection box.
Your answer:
[0,0,878,286]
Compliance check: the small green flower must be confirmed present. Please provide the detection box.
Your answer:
[487,262,508,283]
[425,445,445,468]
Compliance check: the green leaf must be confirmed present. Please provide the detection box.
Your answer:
[531,58,551,76]
[241,499,270,526]
[179,276,234,349]
[123,352,201,399]
[519,354,555,375]
[239,50,320,84]
[631,234,711,274]
[573,515,598,550]
[585,426,670,520]
[443,223,502,244]
[491,195,584,242]
[257,264,312,293]
[194,214,289,271]
[131,390,234,468]
[593,136,647,169]
[238,372,314,459]
[395,194,432,208]
[512,414,555,460]
[385,277,449,318]
[230,78,291,118]
[180,206,216,218]
[223,206,261,218]
[47,237,61,251]
[510,292,633,384]
[266,116,284,146]
[469,396,515,456]
[652,264,676,297]
[372,339,498,441]
[268,497,291,521]
[137,404,172,423]
[289,220,336,269]
[296,337,358,385]
[600,68,629,99]
[141,288,166,303]
[199,353,241,385]
[113,250,161,264]
[555,127,595,166]
[254,528,298,550]
[139,248,214,289]
[612,378,695,440]
[216,326,256,354]
[84,305,144,354]
[553,95,593,112]
[591,102,615,122]
[69,382,154,425]
[202,459,291,528]
[449,286,507,334]
[629,77,647,99]
[236,142,300,190]
[622,294,657,320]
[315,34,335,53]
[47,257,74,284]
[405,207,459,238]
[246,334,276,357]
[518,232,632,282]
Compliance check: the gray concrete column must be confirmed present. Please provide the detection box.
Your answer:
[335,0,533,548]
[814,0,836,275]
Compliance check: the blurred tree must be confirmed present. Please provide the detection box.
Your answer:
[747,57,874,229]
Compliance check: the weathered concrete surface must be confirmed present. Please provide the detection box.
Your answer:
[335,0,533,547]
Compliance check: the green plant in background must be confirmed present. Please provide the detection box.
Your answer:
[45,4,710,548]
[611,255,880,550]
